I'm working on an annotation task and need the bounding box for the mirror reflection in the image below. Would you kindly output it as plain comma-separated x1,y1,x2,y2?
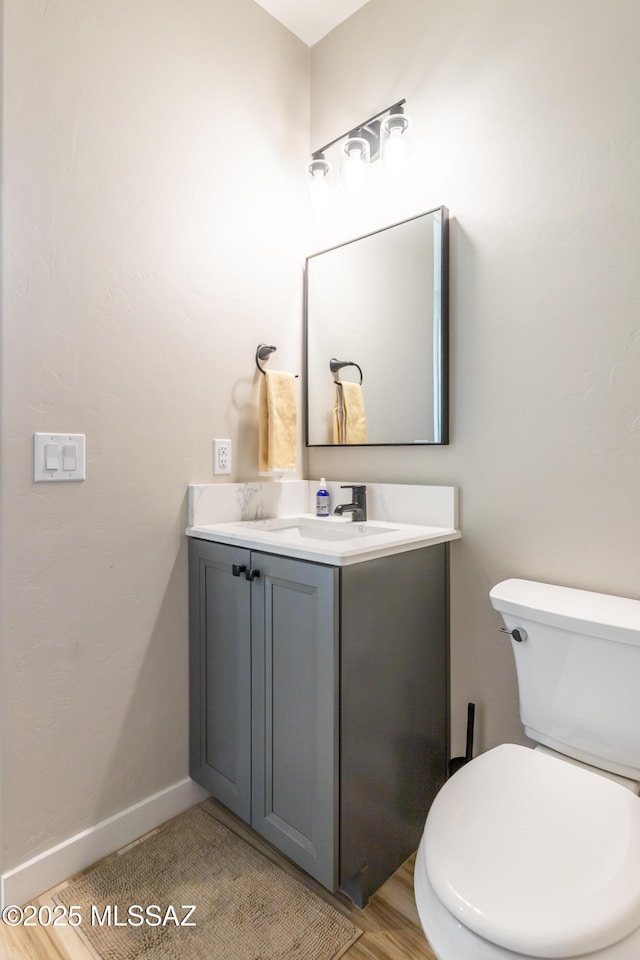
304,207,449,446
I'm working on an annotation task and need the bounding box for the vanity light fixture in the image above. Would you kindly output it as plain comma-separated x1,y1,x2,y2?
343,134,370,164
308,151,330,179
308,99,410,184
382,103,410,171
344,119,379,164
343,133,369,188
383,103,410,138
309,151,330,210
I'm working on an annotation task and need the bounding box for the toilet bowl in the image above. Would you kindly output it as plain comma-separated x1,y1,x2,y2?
415,744,640,960
414,579,640,960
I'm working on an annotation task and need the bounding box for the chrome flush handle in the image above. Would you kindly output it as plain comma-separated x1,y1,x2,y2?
499,627,528,643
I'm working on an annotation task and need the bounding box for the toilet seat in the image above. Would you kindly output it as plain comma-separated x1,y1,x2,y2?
415,846,640,960
424,744,640,958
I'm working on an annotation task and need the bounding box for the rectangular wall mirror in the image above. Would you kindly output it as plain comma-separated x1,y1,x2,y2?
305,206,449,446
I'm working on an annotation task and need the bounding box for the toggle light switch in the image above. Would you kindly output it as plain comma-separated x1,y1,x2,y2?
34,433,86,482
45,443,60,471
62,443,77,471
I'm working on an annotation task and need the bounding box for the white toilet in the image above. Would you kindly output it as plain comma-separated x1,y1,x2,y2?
414,578,640,960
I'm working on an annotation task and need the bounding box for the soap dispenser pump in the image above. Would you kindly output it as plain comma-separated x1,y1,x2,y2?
316,478,330,517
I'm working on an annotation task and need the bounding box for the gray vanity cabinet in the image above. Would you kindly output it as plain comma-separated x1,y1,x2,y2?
189,540,252,820
189,536,448,906
189,538,338,890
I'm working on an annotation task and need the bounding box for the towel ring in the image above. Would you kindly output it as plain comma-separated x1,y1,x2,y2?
256,344,276,375
330,358,363,385
256,344,299,378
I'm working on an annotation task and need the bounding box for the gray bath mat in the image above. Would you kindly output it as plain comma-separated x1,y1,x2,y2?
56,805,361,960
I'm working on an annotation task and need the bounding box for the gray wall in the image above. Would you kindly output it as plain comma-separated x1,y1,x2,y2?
1,0,308,871
308,0,640,756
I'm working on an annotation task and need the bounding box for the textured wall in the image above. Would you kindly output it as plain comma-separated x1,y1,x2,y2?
1,0,308,870
4,0,640,880
309,0,640,756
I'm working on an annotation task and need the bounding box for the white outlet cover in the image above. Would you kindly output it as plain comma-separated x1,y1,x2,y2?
213,438,232,475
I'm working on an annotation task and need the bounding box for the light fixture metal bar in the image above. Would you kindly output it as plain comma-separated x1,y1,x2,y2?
311,98,406,159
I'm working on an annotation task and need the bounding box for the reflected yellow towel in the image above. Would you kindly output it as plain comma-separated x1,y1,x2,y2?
332,384,344,444
259,369,297,473
333,382,367,444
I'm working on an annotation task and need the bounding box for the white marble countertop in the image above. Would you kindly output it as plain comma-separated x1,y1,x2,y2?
186,513,460,566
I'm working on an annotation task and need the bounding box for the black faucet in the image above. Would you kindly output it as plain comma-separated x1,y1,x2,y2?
334,485,367,522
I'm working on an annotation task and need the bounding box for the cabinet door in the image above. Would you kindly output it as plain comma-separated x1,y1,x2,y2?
189,539,251,822
250,553,339,890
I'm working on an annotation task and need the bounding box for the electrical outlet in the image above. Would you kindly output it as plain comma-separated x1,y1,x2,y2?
213,438,232,475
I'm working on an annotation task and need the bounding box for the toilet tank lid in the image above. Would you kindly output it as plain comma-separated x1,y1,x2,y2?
490,578,640,645
425,744,640,957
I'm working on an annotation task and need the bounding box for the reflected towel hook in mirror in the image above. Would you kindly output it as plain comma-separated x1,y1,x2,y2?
256,344,299,377
306,206,449,446
330,358,363,385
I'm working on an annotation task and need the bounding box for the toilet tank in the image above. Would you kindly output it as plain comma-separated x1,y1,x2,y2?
490,579,640,780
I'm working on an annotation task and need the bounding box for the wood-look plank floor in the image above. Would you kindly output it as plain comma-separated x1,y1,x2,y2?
0,797,437,960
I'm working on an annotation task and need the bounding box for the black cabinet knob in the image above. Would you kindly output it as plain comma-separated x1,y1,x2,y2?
245,568,261,582
232,564,247,578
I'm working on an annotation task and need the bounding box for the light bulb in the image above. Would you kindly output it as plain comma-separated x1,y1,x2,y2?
345,144,363,167
343,136,369,187
382,107,410,173
383,125,407,172
308,153,330,211
344,136,369,161
308,154,330,178
383,106,410,139
310,169,328,211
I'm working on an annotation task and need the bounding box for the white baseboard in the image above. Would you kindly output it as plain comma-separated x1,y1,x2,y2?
1,778,209,908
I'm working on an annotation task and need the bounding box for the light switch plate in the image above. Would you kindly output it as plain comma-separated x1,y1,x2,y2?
34,433,86,482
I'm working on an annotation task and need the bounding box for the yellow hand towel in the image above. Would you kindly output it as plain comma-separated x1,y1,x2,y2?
259,369,297,473
333,383,346,444
338,381,367,444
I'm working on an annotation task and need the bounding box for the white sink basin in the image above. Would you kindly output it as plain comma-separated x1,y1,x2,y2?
186,512,460,565
239,517,400,542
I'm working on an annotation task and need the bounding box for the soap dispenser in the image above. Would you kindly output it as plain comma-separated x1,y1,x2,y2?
316,479,330,517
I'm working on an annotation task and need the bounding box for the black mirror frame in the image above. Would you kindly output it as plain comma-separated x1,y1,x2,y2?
303,206,449,447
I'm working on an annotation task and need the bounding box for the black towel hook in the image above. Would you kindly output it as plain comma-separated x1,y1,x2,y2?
330,358,363,385
256,344,299,378
256,344,276,374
